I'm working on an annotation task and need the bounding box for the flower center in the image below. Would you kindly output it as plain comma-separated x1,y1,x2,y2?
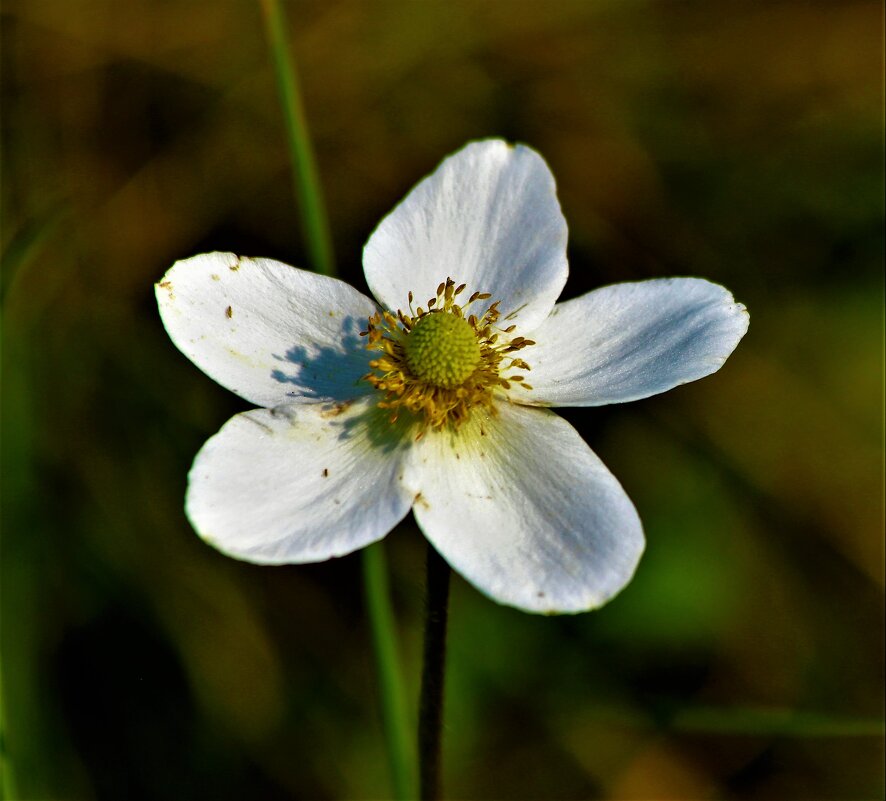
361,278,534,431
403,312,481,389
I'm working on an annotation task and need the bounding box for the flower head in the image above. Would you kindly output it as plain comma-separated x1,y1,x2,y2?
156,140,748,614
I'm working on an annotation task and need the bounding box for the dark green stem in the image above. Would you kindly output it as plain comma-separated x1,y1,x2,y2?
418,544,451,801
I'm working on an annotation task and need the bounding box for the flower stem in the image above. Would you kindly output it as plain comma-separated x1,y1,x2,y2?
258,0,335,277
418,543,451,801
362,544,416,799
258,4,412,797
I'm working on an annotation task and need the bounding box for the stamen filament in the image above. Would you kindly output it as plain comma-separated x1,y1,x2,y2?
361,277,535,431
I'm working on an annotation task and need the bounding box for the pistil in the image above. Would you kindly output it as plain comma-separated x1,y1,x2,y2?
361,278,534,431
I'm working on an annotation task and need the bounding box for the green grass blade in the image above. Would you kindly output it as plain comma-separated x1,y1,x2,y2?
363,544,417,799
259,0,335,277
257,3,413,796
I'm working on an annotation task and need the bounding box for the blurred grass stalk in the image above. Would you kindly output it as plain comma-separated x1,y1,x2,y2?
363,544,417,799
258,1,415,797
259,0,334,277
2,222,58,798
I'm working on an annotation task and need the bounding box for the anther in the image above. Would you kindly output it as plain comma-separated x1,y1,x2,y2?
361,277,536,429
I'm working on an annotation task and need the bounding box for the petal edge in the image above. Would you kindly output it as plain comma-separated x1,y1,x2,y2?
409,403,644,614
186,398,414,564
157,252,378,407
363,140,568,332
510,278,749,407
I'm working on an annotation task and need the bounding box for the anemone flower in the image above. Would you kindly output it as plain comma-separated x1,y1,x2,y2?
156,139,748,614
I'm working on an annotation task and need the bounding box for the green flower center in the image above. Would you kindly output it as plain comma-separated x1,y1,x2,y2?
403,311,481,389
362,277,535,430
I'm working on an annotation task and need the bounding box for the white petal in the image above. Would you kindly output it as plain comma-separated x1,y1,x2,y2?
510,278,749,407
408,403,644,614
156,252,378,407
186,397,414,564
363,140,568,332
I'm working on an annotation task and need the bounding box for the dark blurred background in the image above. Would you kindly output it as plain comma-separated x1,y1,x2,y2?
2,1,883,799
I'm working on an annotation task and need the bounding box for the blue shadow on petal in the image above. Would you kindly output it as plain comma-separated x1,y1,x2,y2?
336,400,419,455
267,312,419,454
266,396,416,457
270,315,375,402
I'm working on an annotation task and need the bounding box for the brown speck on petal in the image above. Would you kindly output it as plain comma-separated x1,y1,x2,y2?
414,492,430,511
225,306,233,318
320,400,353,419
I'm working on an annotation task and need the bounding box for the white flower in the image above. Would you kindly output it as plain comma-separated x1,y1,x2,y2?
156,139,748,614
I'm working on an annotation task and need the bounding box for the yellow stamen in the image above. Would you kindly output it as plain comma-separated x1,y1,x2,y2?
360,277,535,431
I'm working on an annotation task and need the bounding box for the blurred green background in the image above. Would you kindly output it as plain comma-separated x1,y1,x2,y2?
2,1,883,799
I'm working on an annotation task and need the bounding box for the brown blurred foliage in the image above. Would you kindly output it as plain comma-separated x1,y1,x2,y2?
2,1,883,799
